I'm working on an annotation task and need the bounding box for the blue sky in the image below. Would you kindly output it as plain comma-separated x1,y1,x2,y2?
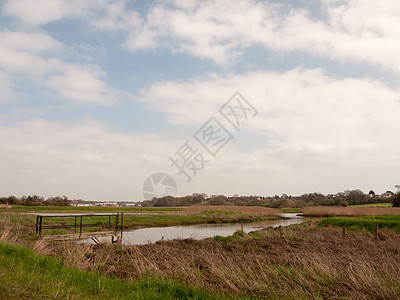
1,0,400,201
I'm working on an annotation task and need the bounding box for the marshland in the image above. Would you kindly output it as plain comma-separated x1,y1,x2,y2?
1,203,400,299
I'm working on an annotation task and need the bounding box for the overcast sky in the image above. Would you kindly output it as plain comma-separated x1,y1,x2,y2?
1,0,399,201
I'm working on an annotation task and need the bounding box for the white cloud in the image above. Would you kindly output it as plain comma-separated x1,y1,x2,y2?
115,0,400,71
5,0,400,71
2,0,142,29
0,72,17,103
46,64,120,105
3,0,104,26
0,29,128,105
0,30,63,54
0,30,63,76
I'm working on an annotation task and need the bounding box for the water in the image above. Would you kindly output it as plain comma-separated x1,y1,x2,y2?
90,213,305,245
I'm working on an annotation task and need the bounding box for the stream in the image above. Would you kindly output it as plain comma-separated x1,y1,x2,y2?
88,213,305,245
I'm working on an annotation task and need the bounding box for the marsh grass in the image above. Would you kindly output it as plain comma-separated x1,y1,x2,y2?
0,241,227,299
304,206,400,216
45,223,400,299
319,215,400,232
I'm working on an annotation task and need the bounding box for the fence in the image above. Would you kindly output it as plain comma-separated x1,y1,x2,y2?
35,212,123,243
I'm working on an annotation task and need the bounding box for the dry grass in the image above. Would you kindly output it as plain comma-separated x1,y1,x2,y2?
304,206,400,216
0,213,36,245
168,205,279,216
45,222,400,299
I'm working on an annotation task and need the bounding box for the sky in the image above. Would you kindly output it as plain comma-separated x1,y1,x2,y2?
0,0,399,201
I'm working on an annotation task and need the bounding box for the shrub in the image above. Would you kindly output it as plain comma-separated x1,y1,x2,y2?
392,193,400,207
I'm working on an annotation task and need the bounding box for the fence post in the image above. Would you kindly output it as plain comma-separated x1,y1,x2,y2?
375,223,379,239
79,216,83,238
39,216,43,237
342,227,346,238
35,215,39,235
121,212,124,241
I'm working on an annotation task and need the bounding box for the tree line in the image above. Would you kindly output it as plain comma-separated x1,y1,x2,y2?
142,189,398,208
0,195,71,206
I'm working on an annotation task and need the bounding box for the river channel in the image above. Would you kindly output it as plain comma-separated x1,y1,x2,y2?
90,213,305,245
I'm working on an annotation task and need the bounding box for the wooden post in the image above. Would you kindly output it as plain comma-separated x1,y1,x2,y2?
79,216,83,238
342,227,346,238
375,223,379,239
35,215,39,235
278,226,282,238
240,222,244,233
120,212,124,241
39,216,43,237
115,213,119,235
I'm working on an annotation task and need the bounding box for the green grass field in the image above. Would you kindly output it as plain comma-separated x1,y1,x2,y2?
319,214,400,232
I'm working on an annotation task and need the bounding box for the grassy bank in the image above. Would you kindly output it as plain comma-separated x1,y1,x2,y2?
0,241,228,299
319,215,400,232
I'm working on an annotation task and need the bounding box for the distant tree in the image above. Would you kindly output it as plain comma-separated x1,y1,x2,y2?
209,195,228,206
346,190,366,205
391,193,400,207
46,196,71,206
368,190,375,195
21,195,44,206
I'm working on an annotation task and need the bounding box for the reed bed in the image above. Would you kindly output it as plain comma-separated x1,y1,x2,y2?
46,223,400,299
304,206,400,216
172,206,279,216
